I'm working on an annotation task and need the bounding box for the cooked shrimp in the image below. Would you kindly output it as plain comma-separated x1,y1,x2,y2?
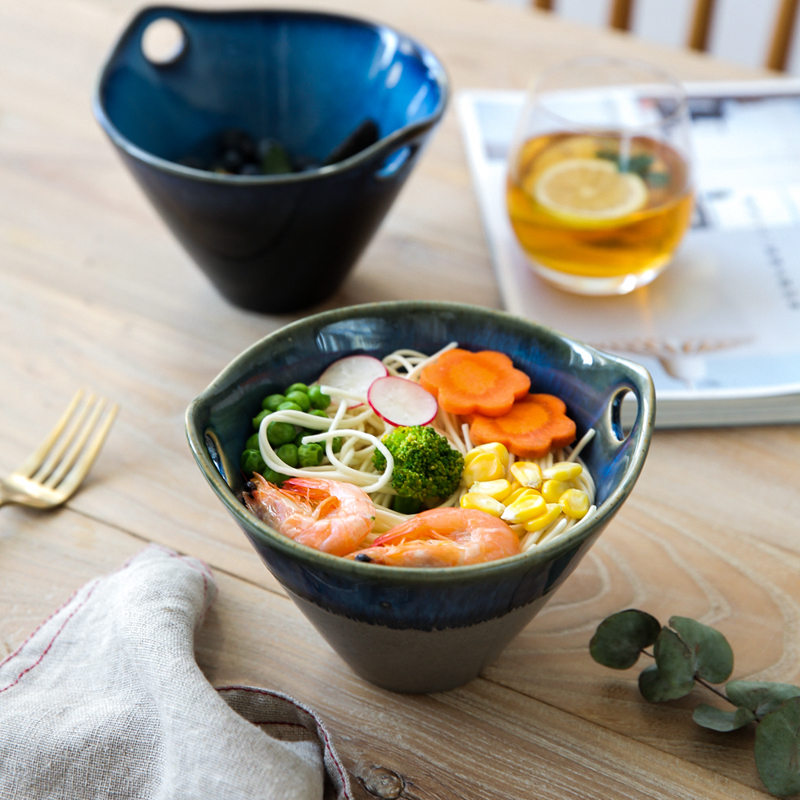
244,475,376,556
347,507,521,567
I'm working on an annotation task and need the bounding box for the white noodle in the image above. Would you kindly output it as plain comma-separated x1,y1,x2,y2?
567,428,596,462
506,452,516,476
461,423,474,453
538,517,568,545
405,341,458,382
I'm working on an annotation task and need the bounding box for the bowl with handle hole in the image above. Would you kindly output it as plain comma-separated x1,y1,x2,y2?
186,301,655,692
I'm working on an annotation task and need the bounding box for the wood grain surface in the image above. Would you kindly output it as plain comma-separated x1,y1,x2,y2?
0,0,797,797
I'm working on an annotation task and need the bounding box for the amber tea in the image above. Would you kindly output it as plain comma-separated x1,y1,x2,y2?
507,132,694,290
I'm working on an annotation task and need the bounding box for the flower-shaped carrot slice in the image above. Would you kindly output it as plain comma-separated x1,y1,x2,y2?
419,349,530,417
468,393,576,459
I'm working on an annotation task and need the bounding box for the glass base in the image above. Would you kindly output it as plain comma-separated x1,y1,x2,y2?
527,260,669,296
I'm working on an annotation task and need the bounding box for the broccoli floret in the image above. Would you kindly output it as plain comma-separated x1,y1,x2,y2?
373,425,464,501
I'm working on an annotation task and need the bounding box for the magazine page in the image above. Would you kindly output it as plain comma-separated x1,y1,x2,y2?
457,81,800,427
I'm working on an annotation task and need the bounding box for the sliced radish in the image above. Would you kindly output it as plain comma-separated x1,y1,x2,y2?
318,355,388,408
368,376,438,427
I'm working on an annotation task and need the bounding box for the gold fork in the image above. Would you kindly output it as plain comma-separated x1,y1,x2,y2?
0,390,119,509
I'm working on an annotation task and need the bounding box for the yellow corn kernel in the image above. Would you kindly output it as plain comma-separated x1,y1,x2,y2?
522,503,562,532
543,461,583,482
509,486,540,504
510,461,543,489
462,452,505,487
501,491,546,524
460,492,506,517
560,488,590,519
469,478,513,502
505,484,531,505
464,442,509,470
542,479,572,503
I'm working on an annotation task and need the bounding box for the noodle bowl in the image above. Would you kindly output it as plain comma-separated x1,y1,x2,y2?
186,300,655,692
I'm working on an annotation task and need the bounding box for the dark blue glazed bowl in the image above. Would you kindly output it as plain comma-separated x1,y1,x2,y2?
93,7,448,313
186,302,655,692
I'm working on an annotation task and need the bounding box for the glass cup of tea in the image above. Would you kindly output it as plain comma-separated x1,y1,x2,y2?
506,57,694,295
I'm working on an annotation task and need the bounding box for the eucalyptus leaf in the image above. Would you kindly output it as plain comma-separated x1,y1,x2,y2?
639,663,695,703
754,697,800,797
589,609,661,670
669,616,734,684
653,627,697,689
693,703,756,732
727,681,800,720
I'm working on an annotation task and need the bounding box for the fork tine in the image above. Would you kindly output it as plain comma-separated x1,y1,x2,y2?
15,390,86,478
44,396,107,488
31,392,96,483
54,402,119,499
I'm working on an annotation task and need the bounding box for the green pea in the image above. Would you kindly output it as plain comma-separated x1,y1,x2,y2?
277,401,302,413
294,430,310,447
286,382,309,394
261,467,288,485
393,496,421,515
240,449,266,476
309,409,329,419
308,385,331,409
267,421,296,447
261,393,286,412
285,391,311,412
298,442,324,467
245,433,260,451
276,443,299,468
331,436,342,453
252,409,269,429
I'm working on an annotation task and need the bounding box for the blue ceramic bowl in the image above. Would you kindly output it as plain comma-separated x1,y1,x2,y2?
186,302,655,692
93,7,448,313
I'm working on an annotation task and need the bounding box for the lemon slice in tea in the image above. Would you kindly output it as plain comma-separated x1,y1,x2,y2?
531,157,648,227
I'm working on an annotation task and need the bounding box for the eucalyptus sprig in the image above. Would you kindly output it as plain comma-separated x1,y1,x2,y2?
590,610,800,798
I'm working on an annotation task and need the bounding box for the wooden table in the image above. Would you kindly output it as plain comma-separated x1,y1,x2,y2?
2,0,798,796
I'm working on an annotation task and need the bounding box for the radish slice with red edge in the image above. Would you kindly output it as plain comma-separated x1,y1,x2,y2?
368,376,438,427
318,355,388,408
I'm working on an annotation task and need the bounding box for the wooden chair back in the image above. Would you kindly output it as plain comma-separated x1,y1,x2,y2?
532,0,800,72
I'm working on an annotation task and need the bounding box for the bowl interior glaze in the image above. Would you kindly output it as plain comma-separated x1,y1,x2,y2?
186,302,655,692
97,6,446,169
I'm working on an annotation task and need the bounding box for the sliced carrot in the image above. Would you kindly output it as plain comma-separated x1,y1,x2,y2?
467,393,576,459
419,348,531,417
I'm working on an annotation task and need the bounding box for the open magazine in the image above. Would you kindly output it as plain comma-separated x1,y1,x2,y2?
457,80,800,428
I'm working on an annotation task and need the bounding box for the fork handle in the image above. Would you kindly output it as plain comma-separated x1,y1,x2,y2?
0,482,13,507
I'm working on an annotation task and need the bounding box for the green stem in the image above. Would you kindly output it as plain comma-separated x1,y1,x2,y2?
695,676,738,708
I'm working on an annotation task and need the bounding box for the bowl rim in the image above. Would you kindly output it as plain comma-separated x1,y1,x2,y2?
186,301,655,582
91,5,450,185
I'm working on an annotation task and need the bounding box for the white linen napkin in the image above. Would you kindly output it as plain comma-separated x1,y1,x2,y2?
0,545,352,800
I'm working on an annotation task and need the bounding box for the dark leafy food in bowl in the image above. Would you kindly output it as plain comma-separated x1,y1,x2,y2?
178,120,380,176
240,343,598,566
